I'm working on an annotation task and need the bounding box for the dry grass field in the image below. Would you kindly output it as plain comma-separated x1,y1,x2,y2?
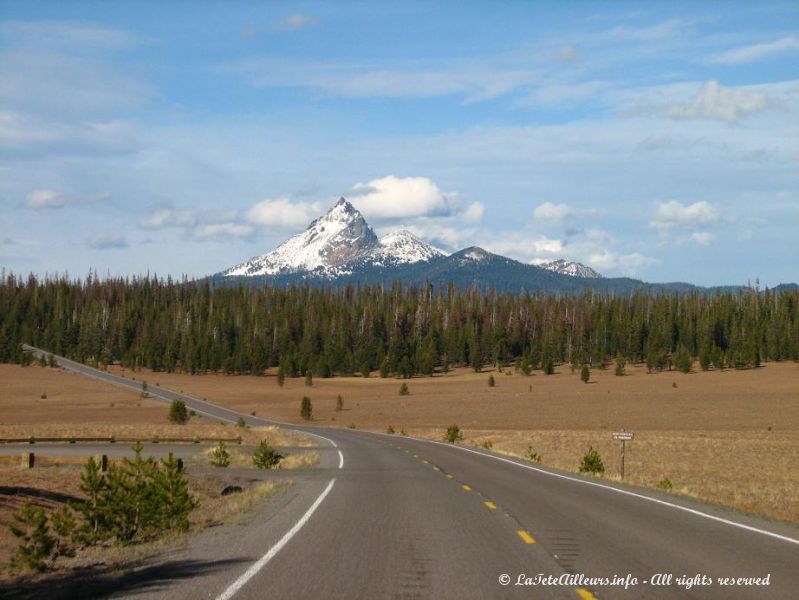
1,361,798,529
94,360,798,524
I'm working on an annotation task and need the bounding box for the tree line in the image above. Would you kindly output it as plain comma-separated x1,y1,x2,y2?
1,272,797,377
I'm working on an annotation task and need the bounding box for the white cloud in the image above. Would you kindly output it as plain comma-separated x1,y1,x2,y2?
533,202,572,222
26,189,65,209
650,200,721,232
25,188,110,210
274,14,317,31
140,208,198,230
707,36,799,65
230,58,536,103
662,80,769,122
193,223,254,239
350,176,474,220
532,236,563,254
246,198,321,228
607,19,686,42
690,231,715,245
0,20,139,50
587,251,657,275
87,233,128,249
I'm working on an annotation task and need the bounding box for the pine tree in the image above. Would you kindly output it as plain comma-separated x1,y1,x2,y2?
300,396,312,420
580,364,590,383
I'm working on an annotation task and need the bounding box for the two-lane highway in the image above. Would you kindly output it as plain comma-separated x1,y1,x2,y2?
20,346,799,599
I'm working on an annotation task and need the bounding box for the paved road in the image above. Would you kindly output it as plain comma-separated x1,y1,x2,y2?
19,346,799,599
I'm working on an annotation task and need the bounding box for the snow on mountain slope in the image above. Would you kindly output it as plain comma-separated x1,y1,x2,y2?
223,198,378,277
538,259,602,278
366,230,446,266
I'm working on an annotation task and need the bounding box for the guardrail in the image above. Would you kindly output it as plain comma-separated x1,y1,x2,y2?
0,436,243,445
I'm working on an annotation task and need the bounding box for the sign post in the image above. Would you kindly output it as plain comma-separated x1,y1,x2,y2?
612,430,634,479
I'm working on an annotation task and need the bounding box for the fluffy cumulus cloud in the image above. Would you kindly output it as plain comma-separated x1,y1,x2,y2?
246,198,322,228
139,208,198,230
193,223,254,239
650,200,720,232
662,80,769,122
349,176,484,222
533,202,572,222
707,36,799,65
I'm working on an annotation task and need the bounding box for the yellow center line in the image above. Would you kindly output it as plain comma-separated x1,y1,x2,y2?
413,454,419,458
484,501,497,510
462,484,471,491
576,588,598,600
422,459,429,464
433,466,440,471
446,474,454,479
517,530,535,544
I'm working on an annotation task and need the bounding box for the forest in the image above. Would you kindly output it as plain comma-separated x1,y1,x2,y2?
1,273,797,378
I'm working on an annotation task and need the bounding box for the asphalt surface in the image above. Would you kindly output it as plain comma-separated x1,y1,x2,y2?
17,345,799,599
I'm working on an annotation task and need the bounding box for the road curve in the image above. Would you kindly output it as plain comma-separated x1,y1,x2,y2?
20,345,799,599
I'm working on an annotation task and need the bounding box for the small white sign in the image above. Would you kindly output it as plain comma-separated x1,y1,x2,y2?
612,431,634,441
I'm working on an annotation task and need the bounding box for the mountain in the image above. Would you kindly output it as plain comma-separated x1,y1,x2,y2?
539,259,602,278
215,198,787,295
223,198,379,278
362,229,446,267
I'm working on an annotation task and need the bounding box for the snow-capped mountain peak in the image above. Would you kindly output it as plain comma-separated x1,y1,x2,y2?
223,198,378,277
538,259,602,278
367,230,446,266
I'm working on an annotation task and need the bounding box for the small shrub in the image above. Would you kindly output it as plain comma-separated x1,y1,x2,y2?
444,424,463,444
386,425,395,434
481,439,493,450
674,346,693,373
9,503,54,572
305,371,313,387
400,428,407,436
335,395,343,411
399,382,409,396
580,364,590,383
237,416,246,428
348,423,357,429
614,356,625,376
169,399,188,424
488,375,495,387
49,505,77,559
300,396,312,420
141,380,149,398
276,367,285,387
253,441,283,469
579,447,605,475
672,381,678,388
209,442,231,467
657,477,673,491
525,446,542,463
40,393,47,399
542,356,555,375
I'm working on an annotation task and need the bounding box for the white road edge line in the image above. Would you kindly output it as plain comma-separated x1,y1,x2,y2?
215,478,336,600
368,431,799,547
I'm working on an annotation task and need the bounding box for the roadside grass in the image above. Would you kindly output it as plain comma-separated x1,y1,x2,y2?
408,428,799,524
0,463,293,582
198,446,320,470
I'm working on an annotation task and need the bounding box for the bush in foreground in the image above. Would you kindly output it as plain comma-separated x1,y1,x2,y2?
444,424,463,444
209,442,231,467
169,399,188,424
253,441,283,469
579,447,605,476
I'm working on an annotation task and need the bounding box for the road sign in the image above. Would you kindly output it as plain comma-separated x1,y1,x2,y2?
612,431,634,479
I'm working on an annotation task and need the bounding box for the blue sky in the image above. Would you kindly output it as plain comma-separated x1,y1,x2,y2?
1,1,797,286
